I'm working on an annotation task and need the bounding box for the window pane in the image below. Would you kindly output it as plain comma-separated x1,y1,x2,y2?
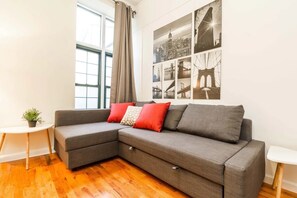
106,56,113,67
76,61,87,73
88,52,99,64
106,87,110,98
76,49,87,62
105,98,110,108
76,6,101,47
106,67,112,77
106,76,111,86
87,87,98,97
105,19,114,52
87,98,98,108
75,86,87,97
75,98,86,109
87,64,98,75
87,75,98,85
76,73,87,84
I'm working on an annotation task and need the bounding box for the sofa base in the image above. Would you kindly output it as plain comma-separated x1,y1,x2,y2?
55,140,118,169
119,142,223,198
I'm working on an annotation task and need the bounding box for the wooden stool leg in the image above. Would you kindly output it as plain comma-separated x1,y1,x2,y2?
0,133,6,152
273,163,281,189
276,163,284,198
26,133,30,170
46,129,52,154
45,129,52,165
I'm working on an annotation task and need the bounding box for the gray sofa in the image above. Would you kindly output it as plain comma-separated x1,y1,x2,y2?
54,104,265,198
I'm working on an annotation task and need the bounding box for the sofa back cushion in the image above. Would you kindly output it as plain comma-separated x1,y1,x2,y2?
163,105,188,130
240,119,252,141
177,104,245,143
135,101,155,107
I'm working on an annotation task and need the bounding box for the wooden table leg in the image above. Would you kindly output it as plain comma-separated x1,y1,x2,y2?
26,133,30,170
273,163,281,189
0,133,6,152
46,129,52,154
276,163,284,198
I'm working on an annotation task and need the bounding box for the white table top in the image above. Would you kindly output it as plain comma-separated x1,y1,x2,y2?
267,146,297,165
0,124,53,134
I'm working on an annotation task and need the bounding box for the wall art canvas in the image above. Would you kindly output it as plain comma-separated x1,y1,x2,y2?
177,57,191,79
163,60,176,81
153,64,162,82
152,64,162,99
176,57,191,99
194,0,222,53
177,78,191,99
163,80,175,99
192,49,221,99
153,14,192,64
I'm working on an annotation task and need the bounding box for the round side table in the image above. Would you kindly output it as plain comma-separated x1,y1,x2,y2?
0,124,54,170
267,146,297,198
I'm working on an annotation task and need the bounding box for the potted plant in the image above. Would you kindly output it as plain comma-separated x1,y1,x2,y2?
22,108,43,127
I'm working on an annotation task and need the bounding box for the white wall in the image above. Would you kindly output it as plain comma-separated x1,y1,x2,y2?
134,0,297,192
0,0,76,161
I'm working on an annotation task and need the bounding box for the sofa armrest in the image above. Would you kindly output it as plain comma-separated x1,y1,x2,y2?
224,140,265,198
55,109,111,127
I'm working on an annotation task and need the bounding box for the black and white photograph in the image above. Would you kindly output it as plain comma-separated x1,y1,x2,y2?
152,82,162,99
152,64,162,82
194,0,222,53
153,14,192,64
192,49,221,99
177,78,191,99
163,60,176,81
177,57,191,79
163,80,175,99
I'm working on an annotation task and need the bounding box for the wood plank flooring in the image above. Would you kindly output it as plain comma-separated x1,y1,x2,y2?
0,154,296,198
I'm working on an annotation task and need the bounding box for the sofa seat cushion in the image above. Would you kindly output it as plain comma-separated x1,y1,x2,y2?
118,128,248,185
55,122,129,151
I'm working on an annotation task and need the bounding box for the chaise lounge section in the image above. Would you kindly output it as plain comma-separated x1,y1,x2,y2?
54,104,265,198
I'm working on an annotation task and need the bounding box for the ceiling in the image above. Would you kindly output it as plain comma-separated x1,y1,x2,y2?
124,0,143,6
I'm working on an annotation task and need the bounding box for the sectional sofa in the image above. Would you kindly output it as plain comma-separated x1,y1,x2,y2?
54,103,265,198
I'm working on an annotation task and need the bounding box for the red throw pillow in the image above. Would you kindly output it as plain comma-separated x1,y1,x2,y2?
133,102,171,132
107,102,135,123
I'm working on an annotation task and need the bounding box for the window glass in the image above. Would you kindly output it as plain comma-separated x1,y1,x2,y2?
105,19,114,52
76,6,101,47
75,98,86,109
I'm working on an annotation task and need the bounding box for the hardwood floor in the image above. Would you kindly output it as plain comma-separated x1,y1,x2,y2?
0,154,296,198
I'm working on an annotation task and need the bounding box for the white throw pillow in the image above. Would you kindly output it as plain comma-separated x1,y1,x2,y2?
120,106,143,126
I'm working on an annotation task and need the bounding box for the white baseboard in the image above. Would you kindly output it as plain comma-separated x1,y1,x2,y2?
265,174,297,193
0,147,55,163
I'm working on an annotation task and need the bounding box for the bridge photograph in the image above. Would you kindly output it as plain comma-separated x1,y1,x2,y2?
164,60,176,81
177,57,191,79
152,82,162,99
177,78,191,99
163,80,175,99
192,49,221,100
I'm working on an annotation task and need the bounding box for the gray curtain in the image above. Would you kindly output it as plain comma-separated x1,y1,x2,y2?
110,1,136,104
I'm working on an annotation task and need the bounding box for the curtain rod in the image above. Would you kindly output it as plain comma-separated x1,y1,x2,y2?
112,0,137,18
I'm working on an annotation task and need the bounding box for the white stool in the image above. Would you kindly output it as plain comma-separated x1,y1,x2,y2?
267,146,297,198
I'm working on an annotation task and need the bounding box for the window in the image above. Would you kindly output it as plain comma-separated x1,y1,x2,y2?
75,4,114,109
75,47,100,109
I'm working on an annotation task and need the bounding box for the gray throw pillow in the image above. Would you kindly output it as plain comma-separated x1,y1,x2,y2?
135,101,155,107
163,105,188,130
177,104,245,143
